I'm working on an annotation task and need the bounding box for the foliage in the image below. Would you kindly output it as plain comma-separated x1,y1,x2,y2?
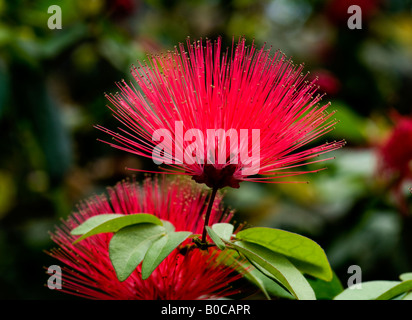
72,214,334,300
71,214,412,300
334,273,412,300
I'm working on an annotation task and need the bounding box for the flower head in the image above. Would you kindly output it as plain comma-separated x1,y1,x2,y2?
97,37,344,189
47,178,244,300
379,115,412,179
378,114,412,215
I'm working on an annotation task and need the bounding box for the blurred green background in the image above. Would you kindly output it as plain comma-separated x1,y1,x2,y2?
0,0,411,299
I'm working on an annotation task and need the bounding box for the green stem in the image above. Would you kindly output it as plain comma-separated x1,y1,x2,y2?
201,187,218,244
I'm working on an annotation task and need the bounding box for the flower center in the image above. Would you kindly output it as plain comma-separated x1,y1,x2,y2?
192,164,241,189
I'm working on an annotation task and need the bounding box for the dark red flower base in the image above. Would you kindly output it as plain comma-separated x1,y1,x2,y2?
192,164,241,189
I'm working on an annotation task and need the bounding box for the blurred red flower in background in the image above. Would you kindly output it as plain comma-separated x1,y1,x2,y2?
378,113,412,215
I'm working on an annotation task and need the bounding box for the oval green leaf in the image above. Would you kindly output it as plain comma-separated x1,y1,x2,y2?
72,213,163,244
206,226,226,250
402,292,412,300
213,245,294,300
236,227,332,281
161,220,176,233
212,223,234,241
141,231,192,280
236,258,294,300
377,280,412,300
400,273,412,281
71,214,124,235
334,281,401,300
109,223,166,282
232,241,316,300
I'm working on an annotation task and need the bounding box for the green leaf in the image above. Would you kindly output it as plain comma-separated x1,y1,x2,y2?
229,256,271,300
206,226,226,250
109,223,165,282
306,271,344,300
212,223,234,241
161,220,176,233
246,270,271,300
71,213,163,243
334,281,401,300
236,227,332,281
71,214,124,235
232,241,316,300
141,231,191,280
246,264,294,300
141,236,168,279
334,278,412,300
214,246,294,300
401,292,412,300
376,280,412,300
214,249,290,300
400,273,412,281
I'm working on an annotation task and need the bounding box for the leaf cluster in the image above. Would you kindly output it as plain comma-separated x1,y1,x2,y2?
72,214,338,300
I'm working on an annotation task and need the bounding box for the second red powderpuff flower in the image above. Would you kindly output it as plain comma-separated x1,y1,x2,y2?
97,37,345,191
47,177,245,300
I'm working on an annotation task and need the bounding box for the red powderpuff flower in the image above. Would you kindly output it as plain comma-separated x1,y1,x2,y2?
96,37,345,191
378,114,412,215
46,178,244,300
380,116,412,179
